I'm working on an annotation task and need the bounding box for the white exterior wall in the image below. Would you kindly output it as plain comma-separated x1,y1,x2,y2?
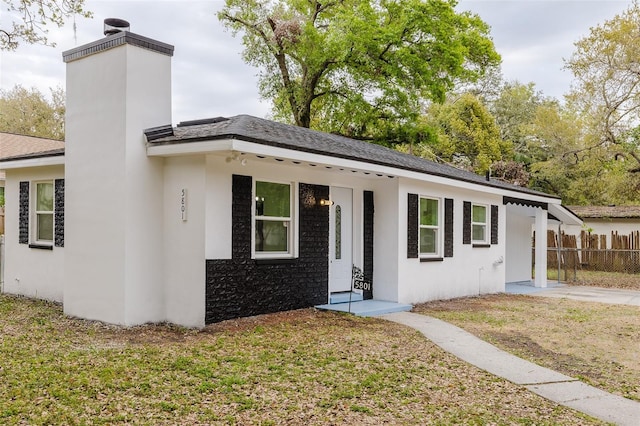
505,209,533,283
64,41,171,325
370,177,400,302
2,166,65,302
163,156,206,327
397,178,506,303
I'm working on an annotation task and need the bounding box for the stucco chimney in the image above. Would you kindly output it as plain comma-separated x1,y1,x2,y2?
62,25,174,326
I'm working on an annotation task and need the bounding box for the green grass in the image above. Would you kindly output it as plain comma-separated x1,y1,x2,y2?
0,294,605,425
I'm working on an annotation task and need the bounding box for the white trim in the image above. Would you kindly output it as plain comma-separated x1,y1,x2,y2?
252,179,297,259
0,155,65,170
418,196,441,258
148,138,562,205
471,203,489,244
32,180,55,245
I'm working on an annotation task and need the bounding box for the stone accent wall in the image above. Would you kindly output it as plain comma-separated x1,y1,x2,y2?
205,175,329,324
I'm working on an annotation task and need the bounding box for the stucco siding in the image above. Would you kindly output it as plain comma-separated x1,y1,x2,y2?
163,156,206,327
3,166,65,302
397,178,506,303
506,209,533,282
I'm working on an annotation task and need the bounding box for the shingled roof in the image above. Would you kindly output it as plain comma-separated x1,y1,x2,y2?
146,114,557,199
567,206,640,219
0,132,64,160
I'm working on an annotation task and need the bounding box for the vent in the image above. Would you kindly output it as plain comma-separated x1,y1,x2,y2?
104,18,130,36
177,117,229,127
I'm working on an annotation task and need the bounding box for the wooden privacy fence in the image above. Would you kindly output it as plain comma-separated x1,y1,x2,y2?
544,230,640,274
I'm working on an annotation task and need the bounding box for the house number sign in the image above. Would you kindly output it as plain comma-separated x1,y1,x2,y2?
181,188,187,221
352,265,371,291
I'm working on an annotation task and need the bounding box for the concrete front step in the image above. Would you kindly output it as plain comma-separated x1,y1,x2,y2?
330,291,363,304
316,299,413,317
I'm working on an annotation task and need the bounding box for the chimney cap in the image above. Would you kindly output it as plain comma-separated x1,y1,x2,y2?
104,18,130,36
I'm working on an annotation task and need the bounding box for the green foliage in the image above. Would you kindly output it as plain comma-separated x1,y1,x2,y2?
1,0,92,50
421,93,512,173
0,85,65,140
565,0,640,177
218,0,500,141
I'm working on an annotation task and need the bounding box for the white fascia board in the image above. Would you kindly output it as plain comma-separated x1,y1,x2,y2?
146,139,234,156
148,137,561,203
549,203,583,226
0,155,65,170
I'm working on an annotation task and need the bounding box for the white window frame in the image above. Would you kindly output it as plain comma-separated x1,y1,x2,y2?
471,203,488,244
252,179,297,259
32,180,54,245
419,196,441,258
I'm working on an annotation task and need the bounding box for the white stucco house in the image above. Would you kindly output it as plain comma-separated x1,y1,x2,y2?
0,25,582,328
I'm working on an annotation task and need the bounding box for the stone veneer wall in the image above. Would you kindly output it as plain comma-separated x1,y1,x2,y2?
205,175,329,324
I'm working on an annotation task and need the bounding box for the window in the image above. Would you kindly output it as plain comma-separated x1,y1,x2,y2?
419,197,440,256
471,204,488,243
34,181,54,243
254,180,293,256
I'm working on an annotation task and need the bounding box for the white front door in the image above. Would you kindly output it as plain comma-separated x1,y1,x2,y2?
329,187,353,293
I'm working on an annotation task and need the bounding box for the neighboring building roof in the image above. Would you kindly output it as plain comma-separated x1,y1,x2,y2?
146,114,559,199
0,132,65,160
567,205,640,219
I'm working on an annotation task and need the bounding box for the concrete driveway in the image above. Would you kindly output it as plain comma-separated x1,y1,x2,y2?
506,282,640,306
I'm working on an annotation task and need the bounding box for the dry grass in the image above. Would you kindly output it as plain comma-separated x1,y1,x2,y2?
0,294,604,425
414,294,640,402
547,268,640,290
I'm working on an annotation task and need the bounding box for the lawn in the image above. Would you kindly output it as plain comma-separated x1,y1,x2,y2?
546,268,640,290
0,294,603,425
414,294,640,402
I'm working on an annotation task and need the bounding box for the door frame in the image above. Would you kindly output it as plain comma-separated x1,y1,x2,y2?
328,186,354,295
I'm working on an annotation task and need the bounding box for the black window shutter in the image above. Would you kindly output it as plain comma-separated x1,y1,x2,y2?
491,205,498,245
444,198,454,257
363,191,374,300
463,201,471,245
19,181,29,244
54,179,65,247
407,193,418,258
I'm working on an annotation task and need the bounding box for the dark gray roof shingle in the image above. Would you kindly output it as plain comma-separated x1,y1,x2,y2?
147,114,558,199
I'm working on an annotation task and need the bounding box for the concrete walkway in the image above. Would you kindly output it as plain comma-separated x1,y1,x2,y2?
381,311,640,426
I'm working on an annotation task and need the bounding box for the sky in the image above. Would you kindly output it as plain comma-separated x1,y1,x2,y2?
0,0,633,124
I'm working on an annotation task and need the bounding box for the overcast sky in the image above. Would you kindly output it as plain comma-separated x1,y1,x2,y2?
0,0,633,124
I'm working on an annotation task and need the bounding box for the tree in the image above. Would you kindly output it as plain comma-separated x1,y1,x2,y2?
1,0,91,50
419,92,512,173
565,1,640,173
488,81,554,164
526,102,640,204
0,85,65,140
218,0,500,140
